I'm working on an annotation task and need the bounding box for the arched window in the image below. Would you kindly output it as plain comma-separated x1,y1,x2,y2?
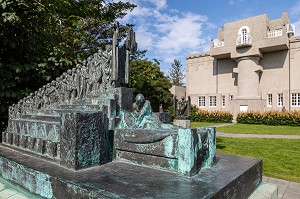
237,26,251,46
242,28,247,44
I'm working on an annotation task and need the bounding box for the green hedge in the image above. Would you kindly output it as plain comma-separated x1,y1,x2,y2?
191,106,233,123
237,110,300,126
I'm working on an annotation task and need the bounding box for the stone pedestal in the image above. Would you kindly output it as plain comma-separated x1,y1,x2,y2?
59,111,111,170
173,119,191,128
0,145,276,199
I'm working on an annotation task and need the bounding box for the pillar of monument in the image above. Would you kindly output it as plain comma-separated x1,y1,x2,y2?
236,56,261,99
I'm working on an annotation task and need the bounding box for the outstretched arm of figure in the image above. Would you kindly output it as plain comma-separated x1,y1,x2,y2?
137,100,152,122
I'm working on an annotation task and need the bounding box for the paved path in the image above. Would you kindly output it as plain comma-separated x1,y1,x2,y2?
0,177,41,199
263,176,300,199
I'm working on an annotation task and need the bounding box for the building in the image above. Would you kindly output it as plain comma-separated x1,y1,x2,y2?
170,85,186,99
186,12,300,116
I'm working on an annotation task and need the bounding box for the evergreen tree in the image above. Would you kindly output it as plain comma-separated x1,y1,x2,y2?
168,59,185,86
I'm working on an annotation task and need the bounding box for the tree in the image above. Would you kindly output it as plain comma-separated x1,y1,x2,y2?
0,0,136,131
129,57,172,112
168,59,185,86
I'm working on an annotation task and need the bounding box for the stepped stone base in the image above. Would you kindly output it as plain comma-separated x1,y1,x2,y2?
0,144,274,199
173,119,191,128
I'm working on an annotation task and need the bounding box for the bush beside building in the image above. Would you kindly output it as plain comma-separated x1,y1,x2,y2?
237,110,300,126
191,106,233,123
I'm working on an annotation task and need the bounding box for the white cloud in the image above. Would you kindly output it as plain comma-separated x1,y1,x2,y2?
114,0,214,70
144,0,167,10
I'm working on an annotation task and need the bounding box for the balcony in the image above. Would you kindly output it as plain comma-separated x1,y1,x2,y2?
236,34,252,48
212,39,224,48
267,29,282,38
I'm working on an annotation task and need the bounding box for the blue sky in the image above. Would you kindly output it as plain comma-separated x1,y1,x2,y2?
114,0,300,77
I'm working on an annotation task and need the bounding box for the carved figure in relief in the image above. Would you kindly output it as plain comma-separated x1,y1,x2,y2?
91,54,102,94
8,26,136,115
64,70,76,103
36,88,45,109
102,45,113,89
80,65,89,98
71,68,78,100
75,67,81,99
8,106,14,119
46,82,53,107
56,77,65,103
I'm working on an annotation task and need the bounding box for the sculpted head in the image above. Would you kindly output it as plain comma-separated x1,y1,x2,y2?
135,94,145,109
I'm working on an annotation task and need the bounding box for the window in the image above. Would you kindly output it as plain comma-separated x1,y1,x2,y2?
242,28,247,44
278,93,283,107
267,94,272,107
198,96,205,107
238,26,250,45
291,93,300,107
230,95,233,100
209,96,216,107
222,95,225,107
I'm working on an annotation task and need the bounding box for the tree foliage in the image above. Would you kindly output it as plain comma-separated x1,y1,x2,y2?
168,59,185,86
129,56,172,112
0,0,135,130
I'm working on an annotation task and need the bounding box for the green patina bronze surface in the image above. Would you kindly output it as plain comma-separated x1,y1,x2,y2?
0,156,53,198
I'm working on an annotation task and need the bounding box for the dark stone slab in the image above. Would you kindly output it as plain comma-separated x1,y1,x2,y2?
0,145,261,199
59,111,111,170
113,87,133,113
21,114,61,123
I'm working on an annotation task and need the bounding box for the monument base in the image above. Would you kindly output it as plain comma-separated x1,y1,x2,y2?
173,119,191,128
0,144,276,199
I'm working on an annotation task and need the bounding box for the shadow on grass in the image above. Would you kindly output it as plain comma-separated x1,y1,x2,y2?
216,137,226,149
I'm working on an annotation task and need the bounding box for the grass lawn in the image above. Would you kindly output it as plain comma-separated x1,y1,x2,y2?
217,123,300,135
217,137,300,183
191,122,222,128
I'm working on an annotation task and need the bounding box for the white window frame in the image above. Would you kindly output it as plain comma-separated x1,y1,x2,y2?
267,94,272,107
198,96,205,108
291,93,300,107
209,96,217,107
230,95,233,100
277,93,283,107
222,95,225,107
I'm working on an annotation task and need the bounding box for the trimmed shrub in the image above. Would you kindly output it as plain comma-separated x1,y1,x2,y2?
191,106,233,123
236,110,300,126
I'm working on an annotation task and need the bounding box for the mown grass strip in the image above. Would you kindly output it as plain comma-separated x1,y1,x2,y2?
217,123,300,135
216,137,300,183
